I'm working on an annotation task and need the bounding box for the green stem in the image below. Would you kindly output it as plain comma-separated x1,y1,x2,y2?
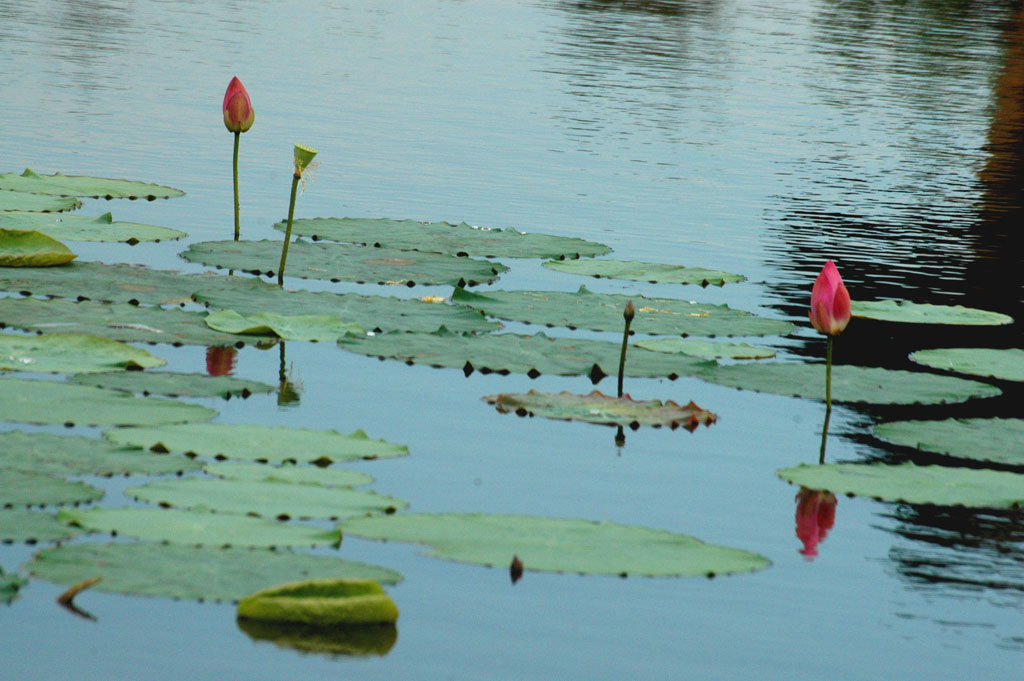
617,308,633,398
232,131,241,241
819,335,834,464
277,174,300,286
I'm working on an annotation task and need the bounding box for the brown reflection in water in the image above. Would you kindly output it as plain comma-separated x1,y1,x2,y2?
237,618,398,657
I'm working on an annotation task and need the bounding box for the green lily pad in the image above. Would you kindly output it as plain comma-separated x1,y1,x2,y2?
274,217,611,259
910,348,1024,382
1,567,26,605
484,390,718,430
181,239,507,287
205,463,373,488
237,618,397,656
126,478,406,521
0,431,201,477
0,191,80,212
29,542,401,602
0,298,248,346
0,333,165,373
452,286,793,337
70,371,274,399
238,578,398,625
633,338,776,359
778,463,1024,508
341,513,770,577
543,258,745,286
0,509,80,543
873,418,1024,466
337,328,713,381
104,424,408,464
0,169,184,200
0,378,217,426
697,362,1001,405
57,507,339,547
1,469,104,508
205,309,363,342
0,211,186,243
0,229,76,267
851,300,1013,325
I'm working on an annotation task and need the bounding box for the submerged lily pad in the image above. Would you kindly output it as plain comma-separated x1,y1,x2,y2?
1,567,26,605
0,191,80,212
778,463,1024,508
182,239,507,287
58,507,339,547
633,338,776,359
338,328,713,381
910,348,1024,382
238,578,398,625
341,513,770,577
543,259,745,286
0,378,217,426
274,217,611,259
0,431,201,477
452,286,793,337
0,510,80,543
30,542,400,602
0,333,164,373
126,478,406,521
872,418,1024,466
205,463,373,488
697,363,1000,405
0,169,184,200
104,424,408,464
1,470,104,508
0,211,186,243
205,309,363,342
851,300,1013,325
70,371,273,399
0,229,76,267
484,390,718,430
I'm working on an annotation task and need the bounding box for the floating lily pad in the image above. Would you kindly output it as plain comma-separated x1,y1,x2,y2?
57,507,339,547
70,371,274,399
126,478,406,521
452,286,793,337
104,424,408,464
341,513,770,577
1,567,26,605
697,363,1000,405
0,378,217,426
205,309,363,342
274,217,611,259
238,578,398,625
778,463,1024,508
543,259,745,286
0,333,165,373
337,328,713,381
910,348,1024,382
484,390,718,430
0,211,186,243
182,239,507,287
873,418,1024,466
0,431,201,477
1,470,104,508
205,463,373,488
29,542,401,602
0,229,76,266
0,509,80,543
851,300,1013,325
633,338,776,359
0,169,184,200
0,298,247,346
0,191,80,212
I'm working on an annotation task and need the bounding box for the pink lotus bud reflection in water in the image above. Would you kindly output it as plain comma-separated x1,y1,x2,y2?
795,487,837,560
206,346,238,376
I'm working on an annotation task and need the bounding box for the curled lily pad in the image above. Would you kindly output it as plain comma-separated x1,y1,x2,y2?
70,371,273,399
237,578,398,625
0,168,184,200
778,463,1024,508
910,348,1024,382
29,542,400,602
873,418,1024,466
341,513,770,577
0,333,165,373
1,470,104,508
0,510,80,543
274,216,611,259
205,463,373,488
633,338,776,359
0,229,76,266
0,431,201,477
0,191,80,212
205,309,363,342
484,390,717,430
543,258,745,286
851,300,1013,325
0,211,185,243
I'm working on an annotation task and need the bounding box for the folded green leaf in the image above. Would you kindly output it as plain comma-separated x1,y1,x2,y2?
205,309,363,342
0,228,76,266
237,578,399,625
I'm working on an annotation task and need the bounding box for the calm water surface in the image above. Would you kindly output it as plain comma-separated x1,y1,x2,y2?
1,1,1022,679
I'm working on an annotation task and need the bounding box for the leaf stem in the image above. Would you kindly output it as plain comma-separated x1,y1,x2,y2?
232,131,241,241
277,173,300,286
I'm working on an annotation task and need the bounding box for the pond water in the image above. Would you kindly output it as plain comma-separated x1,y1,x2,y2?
2,0,1022,679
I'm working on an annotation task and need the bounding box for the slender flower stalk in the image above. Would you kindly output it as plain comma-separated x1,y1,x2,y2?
277,144,318,286
617,300,635,398
223,77,255,241
809,260,850,461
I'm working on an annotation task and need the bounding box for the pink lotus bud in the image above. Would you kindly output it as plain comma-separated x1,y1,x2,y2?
795,488,837,559
223,77,255,133
809,260,851,336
